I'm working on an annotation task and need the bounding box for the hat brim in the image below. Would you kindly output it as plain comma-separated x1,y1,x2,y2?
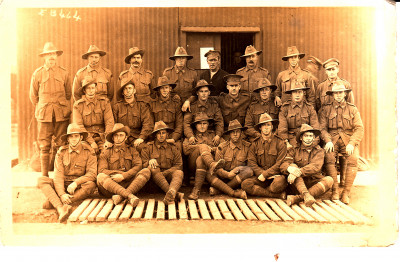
223,126,247,135
240,50,262,58
77,80,97,98
39,50,63,57
169,55,193,61
124,50,145,64
255,119,278,130
82,51,106,59
191,118,214,127
284,87,310,94
60,131,88,143
192,84,214,95
296,129,321,143
106,126,131,143
326,89,352,96
150,126,173,138
154,82,177,90
282,53,306,61
253,85,278,93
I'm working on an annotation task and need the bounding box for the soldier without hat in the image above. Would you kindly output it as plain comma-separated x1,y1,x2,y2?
72,45,113,102
281,124,333,207
30,42,71,177
303,56,323,87
141,121,185,204
97,123,151,207
37,123,97,222
199,50,229,96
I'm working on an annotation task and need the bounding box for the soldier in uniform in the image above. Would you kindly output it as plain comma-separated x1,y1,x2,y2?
97,123,151,207
112,78,154,153
319,81,364,204
275,46,316,107
183,79,224,147
37,123,97,222
277,79,319,148
281,124,333,207
199,50,229,96
73,76,114,154
303,56,323,87
244,78,279,141
119,47,155,104
30,42,71,177
241,113,287,198
141,121,184,204
72,45,113,102
162,47,198,105
208,120,253,199
183,112,225,200
149,76,183,151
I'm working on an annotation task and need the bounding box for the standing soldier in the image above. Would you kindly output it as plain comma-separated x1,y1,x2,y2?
244,78,279,141
72,45,113,102
162,47,198,105
319,81,364,204
97,123,151,207
30,42,71,177
278,79,319,148
119,47,155,104
112,78,154,153
281,124,333,207
73,76,114,154
275,46,316,107
37,123,97,222
241,113,287,199
303,56,323,87
141,121,184,204
199,50,229,96
209,120,253,199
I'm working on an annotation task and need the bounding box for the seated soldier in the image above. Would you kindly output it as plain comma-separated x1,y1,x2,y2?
149,76,183,151
183,112,225,200
73,76,114,154
278,79,319,149
141,121,184,204
97,123,151,207
281,124,333,207
208,119,253,199
319,81,364,204
112,78,154,153
37,123,97,222
244,78,279,141
241,113,287,199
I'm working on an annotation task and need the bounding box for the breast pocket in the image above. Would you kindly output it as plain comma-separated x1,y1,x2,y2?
240,78,249,91
73,160,86,173
300,111,310,126
94,105,104,124
287,112,297,129
343,114,353,130
328,111,337,129
256,149,265,167
96,78,109,94
236,152,247,166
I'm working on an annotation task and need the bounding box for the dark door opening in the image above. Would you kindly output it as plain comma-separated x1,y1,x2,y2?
221,33,254,74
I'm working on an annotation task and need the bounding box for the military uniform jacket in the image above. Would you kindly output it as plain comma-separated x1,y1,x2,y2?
119,66,155,103
316,78,355,113
215,92,251,130
54,142,97,196
182,130,218,156
162,65,198,103
98,144,142,180
112,99,154,141
244,98,279,140
278,100,320,140
248,135,287,178
303,69,320,87
183,98,224,138
236,66,271,94
141,141,183,174
199,69,229,96
319,100,364,146
280,144,324,176
73,65,113,101
275,66,316,107
215,139,251,171
30,65,71,122
150,95,183,141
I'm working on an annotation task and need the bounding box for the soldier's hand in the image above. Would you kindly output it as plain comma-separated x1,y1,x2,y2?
227,170,237,179
346,144,355,155
324,142,334,153
149,159,159,169
287,174,297,184
134,138,144,148
61,194,72,205
257,174,266,182
286,141,293,150
212,135,221,146
287,166,302,177
166,138,175,144
104,141,113,149
274,96,282,107
188,136,197,145
111,174,124,183
67,182,78,195
181,100,191,112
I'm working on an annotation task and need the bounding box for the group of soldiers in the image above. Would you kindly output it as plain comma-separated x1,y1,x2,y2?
30,42,364,222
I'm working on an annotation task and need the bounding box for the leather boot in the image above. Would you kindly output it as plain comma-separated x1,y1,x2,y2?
233,189,247,200
127,194,140,207
286,195,302,206
303,192,316,207
209,187,221,196
188,169,207,200
112,195,124,205
163,189,176,205
57,204,72,223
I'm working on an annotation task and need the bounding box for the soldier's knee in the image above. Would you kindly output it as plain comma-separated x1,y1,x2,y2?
241,178,255,191
96,173,108,184
325,153,337,165
270,175,288,193
323,176,334,189
150,168,162,176
238,166,253,180
139,168,151,180
195,156,205,169
37,176,53,188
81,181,96,194
346,155,358,167
174,170,184,179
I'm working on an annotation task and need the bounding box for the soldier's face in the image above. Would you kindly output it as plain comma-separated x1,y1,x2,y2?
113,131,127,145
156,130,168,143
84,84,97,97
88,53,101,67
333,91,346,103
260,122,273,136
301,132,315,146
123,84,136,98
197,87,210,102
207,54,220,71
326,66,339,80
227,83,241,97
230,129,241,143
291,90,304,102
245,54,258,68
175,57,187,68
259,87,272,101
130,54,143,68
68,133,82,148
195,121,209,133
288,55,300,67
43,52,58,68
159,85,172,98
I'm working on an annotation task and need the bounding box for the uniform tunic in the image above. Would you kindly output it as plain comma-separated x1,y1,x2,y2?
54,142,97,196
215,93,251,131
215,139,251,172
316,78,355,113
141,141,183,174
162,65,198,103
199,69,229,96
119,66,155,103
183,130,216,156
73,65,113,101
236,66,271,94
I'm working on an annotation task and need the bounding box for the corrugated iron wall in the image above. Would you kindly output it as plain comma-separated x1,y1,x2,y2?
16,7,377,162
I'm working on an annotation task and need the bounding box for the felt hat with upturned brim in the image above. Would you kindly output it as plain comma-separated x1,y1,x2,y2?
82,45,106,59
240,45,262,58
254,113,278,131
284,79,310,94
153,76,177,91
192,79,214,95
223,119,247,135
282,46,305,61
76,76,97,98
117,78,135,99
190,112,214,128
124,47,145,64
296,124,321,144
60,123,88,143
252,78,277,93
106,123,131,143
169,47,193,61
39,42,63,57
326,81,352,95
150,121,173,139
